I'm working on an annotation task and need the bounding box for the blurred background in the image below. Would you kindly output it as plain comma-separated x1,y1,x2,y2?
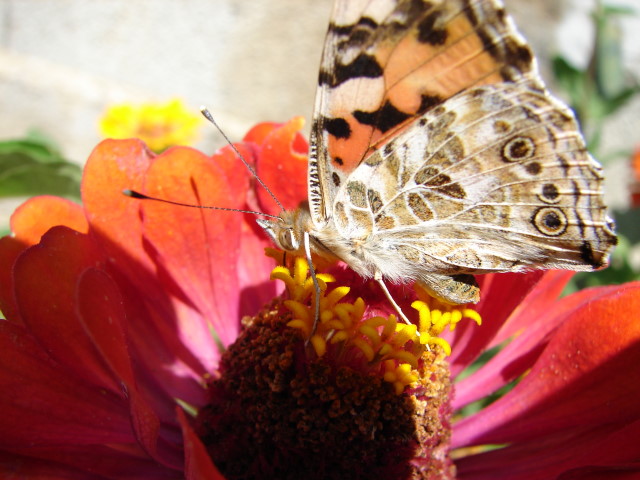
1,0,639,285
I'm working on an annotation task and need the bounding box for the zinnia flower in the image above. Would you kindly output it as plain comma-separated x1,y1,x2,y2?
99,98,202,153
0,118,638,479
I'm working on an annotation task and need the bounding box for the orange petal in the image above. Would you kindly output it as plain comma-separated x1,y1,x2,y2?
255,116,309,215
142,146,244,346
11,196,87,245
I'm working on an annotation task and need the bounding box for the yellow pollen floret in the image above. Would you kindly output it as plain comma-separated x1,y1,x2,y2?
411,299,482,355
382,360,418,395
269,256,482,394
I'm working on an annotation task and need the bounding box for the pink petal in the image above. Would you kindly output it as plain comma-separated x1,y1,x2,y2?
454,271,575,408
454,283,640,449
0,322,135,448
178,408,226,480
449,271,552,376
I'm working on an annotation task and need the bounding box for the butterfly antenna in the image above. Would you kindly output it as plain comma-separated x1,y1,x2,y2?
123,189,280,219
200,106,285,212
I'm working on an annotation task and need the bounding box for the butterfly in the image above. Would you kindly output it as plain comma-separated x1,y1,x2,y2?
257,0,617,321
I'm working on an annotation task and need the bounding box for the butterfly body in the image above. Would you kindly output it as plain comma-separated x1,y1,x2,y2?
259,0,617,306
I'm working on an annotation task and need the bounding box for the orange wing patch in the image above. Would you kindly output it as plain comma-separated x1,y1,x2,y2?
385,14,508,109
316,0,538,176
308,0,542,224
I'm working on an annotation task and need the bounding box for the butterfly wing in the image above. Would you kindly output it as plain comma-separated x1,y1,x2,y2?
332,83,617,279
307,0,616,304
308,0,541,225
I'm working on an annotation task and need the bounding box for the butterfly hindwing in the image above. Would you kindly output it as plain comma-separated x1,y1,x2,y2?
331,83,617,282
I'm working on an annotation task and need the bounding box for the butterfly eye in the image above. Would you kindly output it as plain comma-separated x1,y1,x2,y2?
279,229,298,251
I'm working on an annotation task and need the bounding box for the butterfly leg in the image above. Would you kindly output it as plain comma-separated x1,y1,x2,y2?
374,271,412,325
304,231,321,338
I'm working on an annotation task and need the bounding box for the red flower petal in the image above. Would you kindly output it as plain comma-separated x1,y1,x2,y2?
243,121,281,146
0,322,135,449
448,271,553,376
12,226,117,390
254,117,309,215
194,139,279,315
0,448,182,480
11,195,88,245
454,283,640,478
82,139,158,292
0,235,27,324
178,408,226,480
454,270,574,408
0,196,88,325
456,419,640,480
82,140,215,398
75,267,181,467
142,146,245,348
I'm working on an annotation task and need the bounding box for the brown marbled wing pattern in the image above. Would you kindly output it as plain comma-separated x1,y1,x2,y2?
327,82,616,302
308,0,541,224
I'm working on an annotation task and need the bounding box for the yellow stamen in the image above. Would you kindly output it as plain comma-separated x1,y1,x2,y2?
269,255,482,394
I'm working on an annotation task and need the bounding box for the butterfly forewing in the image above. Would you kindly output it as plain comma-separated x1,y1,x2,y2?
309,0,542,224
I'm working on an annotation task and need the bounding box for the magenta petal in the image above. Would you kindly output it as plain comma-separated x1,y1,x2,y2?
178,408,226,480
456,419,640,480
75,267,183,468
454,270,576,408
0,322,135,448
454,283,640,449
236,223,279,317
449,271,553,375
485,270,575,346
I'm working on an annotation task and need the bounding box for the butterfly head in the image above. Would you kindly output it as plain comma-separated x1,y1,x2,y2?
256,208,312,255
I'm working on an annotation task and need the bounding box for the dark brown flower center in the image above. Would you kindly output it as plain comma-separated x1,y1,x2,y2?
194,299,456,480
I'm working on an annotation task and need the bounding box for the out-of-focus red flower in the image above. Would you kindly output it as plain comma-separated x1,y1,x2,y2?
0,118,638,479
630,146,640,208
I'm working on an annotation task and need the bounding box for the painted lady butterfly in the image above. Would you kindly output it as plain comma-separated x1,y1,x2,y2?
258,0,617,319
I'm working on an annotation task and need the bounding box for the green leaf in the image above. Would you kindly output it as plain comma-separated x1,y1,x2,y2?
0,138,82,200
552,56,587,100
592,2,628,99
551,55,590,124
600,85,640,116
600,5,635,16
0,163,82,199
